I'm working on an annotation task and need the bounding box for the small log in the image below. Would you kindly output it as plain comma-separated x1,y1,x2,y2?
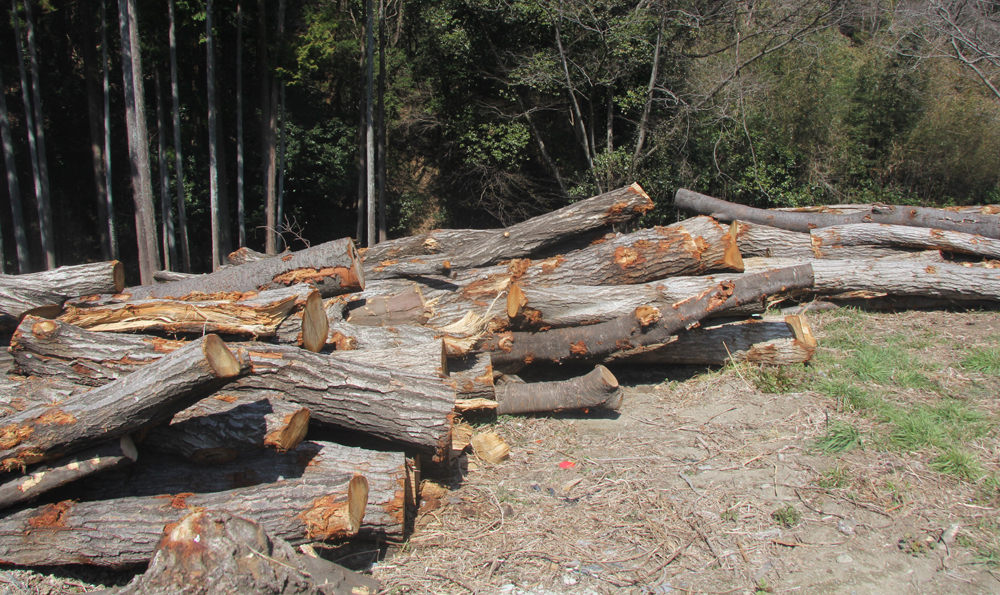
0,473,368,567
74,441,411,541
153,270,199,283
734,220,914,260
328,320,476,357
606,315,817,366
676,188,1000,239
59,284,317,338
481,265,815,370
344,285,432,326
0,436,137,510
227,246,286,265
0,334,250,473
496,365,622,415
142,394,310,464
114,511,379,595
507,274,763,330
125,237,364,300
449,353,495,401
230,344,456,458
273,294,340,351
333,340,448,377
364,183,655,270
0,261,125,331
811,223,1000,260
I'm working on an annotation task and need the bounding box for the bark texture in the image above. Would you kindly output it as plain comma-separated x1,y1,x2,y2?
124,238,363,300
734,220,915,260
0,261,125,331
811,223,1000,260
0,335,249,472
676,188,1000,239
496,366,621,415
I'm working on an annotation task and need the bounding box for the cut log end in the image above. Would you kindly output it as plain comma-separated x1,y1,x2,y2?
348,475,369,534
299,474,369,540
726,222,746,271
595,365,618,390
784,315,818,350
267,408,311,452
349,241,366,291
507,283,526,319
120,435,138,462
202,335,242,378
301,291,329,353
112,261,125,293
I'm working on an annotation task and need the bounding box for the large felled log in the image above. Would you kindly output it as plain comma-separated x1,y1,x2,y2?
811,223,1000,260
114,511,379,595
449,353,495,402
343,285,432,326
59,284,317,338
481,265,815,370
0,436,137,510
496,365,622,415
0,375,83,417
606,315,817,366
74,441,410,541
364,184,655,270
124,237,364,300
142,394,309,464
230,344,456,458
676,188,1000,239
506,273,764,330
333,341,448,377
734,220,916,260
227,245,286,265
0,473,368,567
0,334,249,473
0,261,125,331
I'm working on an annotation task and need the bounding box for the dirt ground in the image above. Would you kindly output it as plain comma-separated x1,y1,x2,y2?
1,308,998,595
371,308,1000,595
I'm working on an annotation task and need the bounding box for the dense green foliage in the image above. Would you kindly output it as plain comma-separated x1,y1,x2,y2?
1,0,998,276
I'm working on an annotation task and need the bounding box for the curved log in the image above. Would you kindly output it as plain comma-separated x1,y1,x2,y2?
125,237,364,300
811,223,1000,260
676,188,1000,239
496,365,622,415
0,335,250,473
0,261,125,331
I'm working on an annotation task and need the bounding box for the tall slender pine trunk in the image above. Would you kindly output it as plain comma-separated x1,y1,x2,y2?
236,0,245,248
81,1,112,262
0,68,29,272
277,81,286,233
154,68,176,270
377,0,387,243
118,0,160,284
101,0,118,259
22,0,54,268
206,0,220,270
11,0,42,271
365,0,375,247
167,0,189,271
259,0,277,254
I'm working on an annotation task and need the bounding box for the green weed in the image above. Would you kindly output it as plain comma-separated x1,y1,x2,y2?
930,448,983,481
753,365,799,393
817,465,851,489
771,504,801,528
814,421,862,453
962,347,1000,375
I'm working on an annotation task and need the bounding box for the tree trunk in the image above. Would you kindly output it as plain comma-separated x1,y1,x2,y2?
811,223,1000,260
11,0,43,271
480,265,815,370
344,285,431,326
59,284,317,337
102,0,118,260
277,82,286,235
496,365,621,415
735,220,918,260
506,273,764,330
261,0,279,254
81,2,112,263
0,436,137,511
236,1,245,248
365,0,376,247
332,340,448,377
154,68,176,271
168,0,189,272
377,0,387,243
0,67,29,272
364,183,655,269
228,245,280,265
22,0,54,269
605,315,817,366
450,353,495,402
75,440,410,541
0,335,249,472
676,188,1000,240
124,237,363,300
114,511,378,595
118,0,161,284
0,375,81,418
206,0,221,270
142,394,309,464
10,315,185,386
229,344,456,458
0,473,367,567
0,261,125,331
632,16,663,169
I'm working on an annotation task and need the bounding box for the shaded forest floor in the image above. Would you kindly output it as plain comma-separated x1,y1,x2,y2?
2,308,999,594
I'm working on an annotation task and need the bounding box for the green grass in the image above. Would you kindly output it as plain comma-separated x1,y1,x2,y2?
771,504,801,528
962,347,1000,375
814,421,862,453
817,466,851,489
930,448,983,481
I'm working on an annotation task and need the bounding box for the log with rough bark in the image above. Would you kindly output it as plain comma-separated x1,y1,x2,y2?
0,334,250,473
811,223,1000,260
333,340,448,377
0,436,137,510
153,270,198,283
0,473,368,566
676,188,1000,239
124,237,364,300
59,285,318,338
605,315,817,366
343,284,432,326
480,265,815,370
227,245,286,265
743,258,1000,301
114,511,379,595
450,352,495,403
142,394,309,464
0,261,125,331
496,365,622,415
74,441,411,541
364,183,655,272
734,220,916,260
0,376,83,417
506,274,764,330
229,344,456,458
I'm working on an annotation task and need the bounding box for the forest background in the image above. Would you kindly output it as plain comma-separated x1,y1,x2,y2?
1,0,999,282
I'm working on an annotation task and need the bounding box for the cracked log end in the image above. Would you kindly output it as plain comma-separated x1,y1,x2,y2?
725,222,745,271
202,335,242,378
112,261,125,293
784,315,818,351
300,291,329,353
265,409,311,452
298,475,368,540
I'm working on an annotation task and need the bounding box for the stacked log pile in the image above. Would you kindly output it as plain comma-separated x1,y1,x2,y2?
3,182,994,589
